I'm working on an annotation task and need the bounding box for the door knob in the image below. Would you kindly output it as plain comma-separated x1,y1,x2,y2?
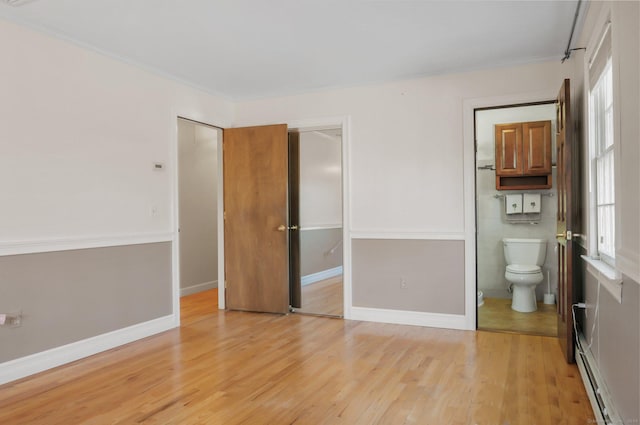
277,225,299,232
556,231,582,240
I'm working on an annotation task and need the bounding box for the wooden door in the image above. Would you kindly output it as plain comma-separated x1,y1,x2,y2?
223,124,290,314
556,79,577,363
522,120,552,175
495,123,523,176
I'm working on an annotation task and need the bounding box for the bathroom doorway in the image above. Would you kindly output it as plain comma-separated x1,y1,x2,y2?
475,103,558,336
289,127,344,317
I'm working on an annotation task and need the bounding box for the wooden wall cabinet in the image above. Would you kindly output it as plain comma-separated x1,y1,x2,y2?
495,120,552,190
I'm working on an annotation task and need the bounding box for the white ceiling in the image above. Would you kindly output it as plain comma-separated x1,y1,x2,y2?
0,0,582,100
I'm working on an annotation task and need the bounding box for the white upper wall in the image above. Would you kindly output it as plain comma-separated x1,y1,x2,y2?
299,130,342,228
1,14,574,244
0,18,234,242
235,62,566,234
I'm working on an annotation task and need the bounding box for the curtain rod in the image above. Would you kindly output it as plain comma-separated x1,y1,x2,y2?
562,0,585,63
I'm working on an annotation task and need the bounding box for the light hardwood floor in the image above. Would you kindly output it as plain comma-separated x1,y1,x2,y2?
297,276,343,317
478,297,558,337
0,289,593,424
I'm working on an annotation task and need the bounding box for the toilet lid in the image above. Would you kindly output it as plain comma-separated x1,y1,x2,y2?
506,264,541,274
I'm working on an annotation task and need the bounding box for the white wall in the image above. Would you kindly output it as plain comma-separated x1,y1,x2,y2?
0,17,234,383
299,130,342,228
235,62,565,235
476,105,558,300
0,18,234,244
236,60,566,325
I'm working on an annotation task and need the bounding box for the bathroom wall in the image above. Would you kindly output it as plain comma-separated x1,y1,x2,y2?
476,105,558,300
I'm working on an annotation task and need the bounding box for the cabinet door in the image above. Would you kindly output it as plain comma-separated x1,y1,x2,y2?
495,123,522,176
522,120,552,175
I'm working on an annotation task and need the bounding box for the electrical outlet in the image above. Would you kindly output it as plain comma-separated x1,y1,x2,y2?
400,278,408,289
1,311,22,327
8,313,21,327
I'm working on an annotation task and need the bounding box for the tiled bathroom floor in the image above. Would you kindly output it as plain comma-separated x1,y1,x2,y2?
478,297,557,336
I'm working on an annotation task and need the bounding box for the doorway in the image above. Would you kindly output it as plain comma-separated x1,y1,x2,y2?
290,128,344,317
174,118,350,320
474,103,558,336
176,118,223,302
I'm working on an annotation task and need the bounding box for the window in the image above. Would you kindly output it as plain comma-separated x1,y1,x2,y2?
589,25,614,263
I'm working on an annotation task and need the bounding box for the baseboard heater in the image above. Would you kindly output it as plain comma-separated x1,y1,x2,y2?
575,333,622,425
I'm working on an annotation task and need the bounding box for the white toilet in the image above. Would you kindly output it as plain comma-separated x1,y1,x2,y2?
502,238,547,313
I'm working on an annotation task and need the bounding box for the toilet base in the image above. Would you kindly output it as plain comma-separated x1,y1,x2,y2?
511,284,538,313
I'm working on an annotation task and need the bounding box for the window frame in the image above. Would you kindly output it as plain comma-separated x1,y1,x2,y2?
587,25,616,267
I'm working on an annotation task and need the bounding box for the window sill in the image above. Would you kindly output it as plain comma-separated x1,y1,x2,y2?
581,255,623,303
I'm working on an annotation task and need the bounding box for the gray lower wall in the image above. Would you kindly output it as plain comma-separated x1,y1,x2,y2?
0,242,172,363
300,228,343,276
352,239,465,315
582,266,640,423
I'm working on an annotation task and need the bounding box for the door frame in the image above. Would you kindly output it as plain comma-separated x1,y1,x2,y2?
286,116,352,319
171,115,351,322
462,90,558,330
171,115,226,325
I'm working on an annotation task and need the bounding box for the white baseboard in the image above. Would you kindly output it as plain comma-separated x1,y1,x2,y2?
350,306,469,330
576,334,622,425
0,315,176,386
301,266,343,286
180,280,218,297
350,230,465,240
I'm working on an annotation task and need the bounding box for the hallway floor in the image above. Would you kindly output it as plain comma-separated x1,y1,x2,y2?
297,276,343,317
478,297,557,336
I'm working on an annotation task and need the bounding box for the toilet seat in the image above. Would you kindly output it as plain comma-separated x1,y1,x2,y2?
506,264,541,274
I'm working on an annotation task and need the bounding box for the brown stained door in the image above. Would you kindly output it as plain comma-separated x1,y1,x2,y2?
556,79,577,363
223,124,290,314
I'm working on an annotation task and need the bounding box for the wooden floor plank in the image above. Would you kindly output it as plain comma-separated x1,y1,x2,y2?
478,297,557,336
0,289,593,424
298,276,343,316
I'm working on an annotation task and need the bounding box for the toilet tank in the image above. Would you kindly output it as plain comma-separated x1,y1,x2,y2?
502,238,547,266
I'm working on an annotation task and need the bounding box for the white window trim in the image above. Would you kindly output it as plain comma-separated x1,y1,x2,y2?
581,7,632,289
582,255,622,303
585,11,618,269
